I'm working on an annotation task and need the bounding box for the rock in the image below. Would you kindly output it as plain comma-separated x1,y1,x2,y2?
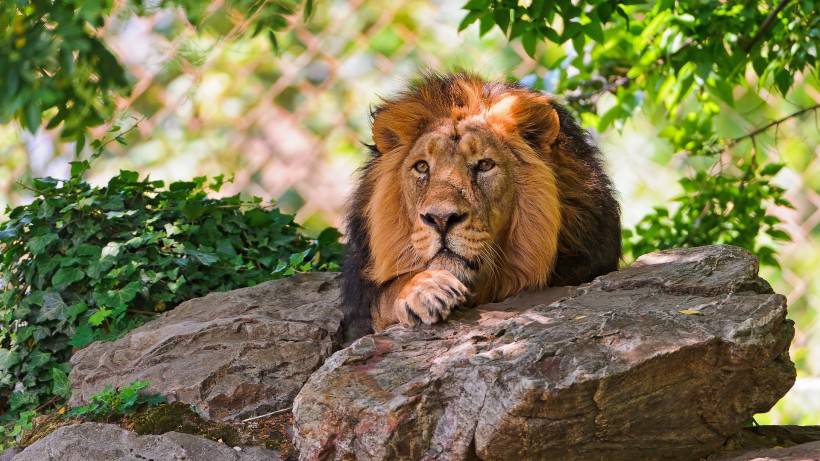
12,423,280,461
70,272,343,421
0,448,20,461
715,441,820,461
716,425,820,456
293,245,796,461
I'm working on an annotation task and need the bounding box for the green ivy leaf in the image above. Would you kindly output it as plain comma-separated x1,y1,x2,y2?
0,349,20,371
88,307,113,326
69,324,96,349
51,367,71,399
28,233,59,256
52,268,85,290
36,292,69,322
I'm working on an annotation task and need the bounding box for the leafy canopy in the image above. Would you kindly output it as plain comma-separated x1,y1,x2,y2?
0,0,310,148
461,0,818,261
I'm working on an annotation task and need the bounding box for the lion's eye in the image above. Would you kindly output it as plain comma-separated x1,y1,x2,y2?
413,160,429,174
476,158,496,172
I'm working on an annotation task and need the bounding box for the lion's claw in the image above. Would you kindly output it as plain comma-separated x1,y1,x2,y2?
395,269,469,326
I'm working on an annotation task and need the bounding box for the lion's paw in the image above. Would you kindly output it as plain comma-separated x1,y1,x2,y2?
395,269,469,326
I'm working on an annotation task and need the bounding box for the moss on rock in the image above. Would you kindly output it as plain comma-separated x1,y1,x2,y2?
125,402,241,446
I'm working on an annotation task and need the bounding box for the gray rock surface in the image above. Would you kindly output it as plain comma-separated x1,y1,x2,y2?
12,423,279,461
0,448,19,461
293,245,796,461
70,272,343,421
716,441,820,461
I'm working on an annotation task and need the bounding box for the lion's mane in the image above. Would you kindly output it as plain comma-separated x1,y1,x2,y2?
341,72,621,340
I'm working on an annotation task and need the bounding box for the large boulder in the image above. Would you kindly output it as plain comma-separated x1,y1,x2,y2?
293,245,796,460
70,272,343,421
11,423,279,461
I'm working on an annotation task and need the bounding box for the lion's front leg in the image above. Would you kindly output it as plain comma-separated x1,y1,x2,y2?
372,270,469,330
395,269,469,326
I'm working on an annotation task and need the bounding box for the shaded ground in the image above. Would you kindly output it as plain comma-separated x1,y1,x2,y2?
18,402,297,460
707,425,820,460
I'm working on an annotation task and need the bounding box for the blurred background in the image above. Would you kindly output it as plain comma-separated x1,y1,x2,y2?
1,0,818,423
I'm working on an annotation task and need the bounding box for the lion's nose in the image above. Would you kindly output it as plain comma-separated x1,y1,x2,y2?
420,210,467,234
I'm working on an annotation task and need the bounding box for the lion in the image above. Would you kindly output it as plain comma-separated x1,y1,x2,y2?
341,72,621,339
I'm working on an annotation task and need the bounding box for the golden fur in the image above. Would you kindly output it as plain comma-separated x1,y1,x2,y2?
341,72,621,336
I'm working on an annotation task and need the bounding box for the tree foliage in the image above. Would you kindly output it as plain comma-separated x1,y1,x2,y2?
0,159,342,429
0,0,309,147
462,0,818,261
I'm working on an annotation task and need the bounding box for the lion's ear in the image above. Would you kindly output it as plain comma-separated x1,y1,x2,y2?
486,93,560,150
372,101,432,155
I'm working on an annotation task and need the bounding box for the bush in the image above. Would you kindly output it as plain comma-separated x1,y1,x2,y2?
623,160,791,267
0,159,343,426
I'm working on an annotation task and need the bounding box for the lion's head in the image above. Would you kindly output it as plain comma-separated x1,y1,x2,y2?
341,72,620,337
365,73,563,302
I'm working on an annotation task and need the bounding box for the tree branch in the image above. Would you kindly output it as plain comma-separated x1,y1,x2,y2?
728,103,820,146
564,76,630,104
743,0,792,52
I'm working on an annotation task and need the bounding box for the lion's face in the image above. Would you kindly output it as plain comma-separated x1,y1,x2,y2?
402,121,516,286
363,74,564,302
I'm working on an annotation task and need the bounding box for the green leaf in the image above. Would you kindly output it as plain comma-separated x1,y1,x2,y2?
88,307,113,326
70,160,91,177
25,350,52,371
24,100,41,132
760,163,785,176
479,13,494,36
522,31,538,57
51,367,71,399
493,7,511,35
463,0,489,10
303,0,314,20
67,301,89,322
100,242,122,260
94,281,142,308
28,233,59,256
774,69,793,95
69,324,96,349
186,249,218,266
582,20,604,42
36,292,69,322
8,391,38,411
768,229,791,241
52,267,85,290
0,349,20,371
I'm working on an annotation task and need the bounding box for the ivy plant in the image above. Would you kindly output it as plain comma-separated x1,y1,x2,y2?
0,159,343,426
66,380,165,421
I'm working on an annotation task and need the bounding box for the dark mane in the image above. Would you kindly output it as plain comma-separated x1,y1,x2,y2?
340,157,379,342
549,102,622,286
